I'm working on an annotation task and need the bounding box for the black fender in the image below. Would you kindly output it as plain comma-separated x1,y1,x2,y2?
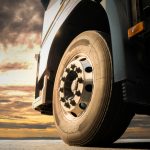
101,0,129,81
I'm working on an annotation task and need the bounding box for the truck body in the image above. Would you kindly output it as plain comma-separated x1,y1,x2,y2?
33,0,150,145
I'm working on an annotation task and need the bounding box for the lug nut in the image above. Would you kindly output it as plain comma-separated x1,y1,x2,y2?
71,64,76,69
59,87,64,92
78,77,83,83
65,68,70,73
76,67,82,73
60,97,65,102
70,100,76,106
64,102,70,108
61,77,66,82
76,90,81,96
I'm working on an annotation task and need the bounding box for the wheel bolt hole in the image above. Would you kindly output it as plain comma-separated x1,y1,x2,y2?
85,84,92,92
80,58,86,61
85,67,92,73
71,112,77,117
79,103,87,110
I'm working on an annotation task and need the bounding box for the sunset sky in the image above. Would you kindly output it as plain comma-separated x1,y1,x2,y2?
0,0,58,139
0,0,150,139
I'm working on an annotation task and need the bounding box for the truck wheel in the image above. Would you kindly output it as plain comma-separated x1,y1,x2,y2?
53,31,134,146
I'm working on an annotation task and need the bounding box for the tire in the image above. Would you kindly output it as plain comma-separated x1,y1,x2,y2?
53,31,134,146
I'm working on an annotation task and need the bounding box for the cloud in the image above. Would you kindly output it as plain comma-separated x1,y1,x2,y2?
0,100,11,103
0,115,26,120
0,86,35,106
0,62,29,72
11,101,31,109
0,101,31,114
0,0,44,48
0,85,35,119
0,122,54,129
0,86,34,92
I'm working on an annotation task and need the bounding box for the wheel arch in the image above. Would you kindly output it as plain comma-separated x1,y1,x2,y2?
47,0,110,84
44,0,128,108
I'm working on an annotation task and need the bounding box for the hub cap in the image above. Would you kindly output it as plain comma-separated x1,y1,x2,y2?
59,56,93,118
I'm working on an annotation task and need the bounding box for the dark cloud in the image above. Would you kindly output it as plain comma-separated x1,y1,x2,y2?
0,100,11,103
0,122,54,129
0,115,26,120
0,0,44,47
0,62,29,72
10,116,27,119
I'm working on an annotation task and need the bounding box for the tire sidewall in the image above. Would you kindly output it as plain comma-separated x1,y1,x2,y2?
53,31,112,144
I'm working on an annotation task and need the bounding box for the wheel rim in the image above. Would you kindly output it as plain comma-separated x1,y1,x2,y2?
59,55,93,118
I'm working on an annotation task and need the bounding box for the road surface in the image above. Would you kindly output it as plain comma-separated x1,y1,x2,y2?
0,139,150,150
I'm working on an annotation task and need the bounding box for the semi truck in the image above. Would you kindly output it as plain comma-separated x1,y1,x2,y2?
33,0,150,146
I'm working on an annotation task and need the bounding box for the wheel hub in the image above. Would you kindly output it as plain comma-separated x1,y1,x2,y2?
59,56,93,117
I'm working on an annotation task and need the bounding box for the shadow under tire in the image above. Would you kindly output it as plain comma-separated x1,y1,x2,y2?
53,31,134,146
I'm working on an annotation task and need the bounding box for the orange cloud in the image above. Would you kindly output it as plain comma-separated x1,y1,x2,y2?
0,62,29,72
0,122,54,129
0,85,34,92
0,128,59,139
0,85,35,118
15,33,42,49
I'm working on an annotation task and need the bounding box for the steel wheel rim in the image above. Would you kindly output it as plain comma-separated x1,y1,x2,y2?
59,55,93,119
